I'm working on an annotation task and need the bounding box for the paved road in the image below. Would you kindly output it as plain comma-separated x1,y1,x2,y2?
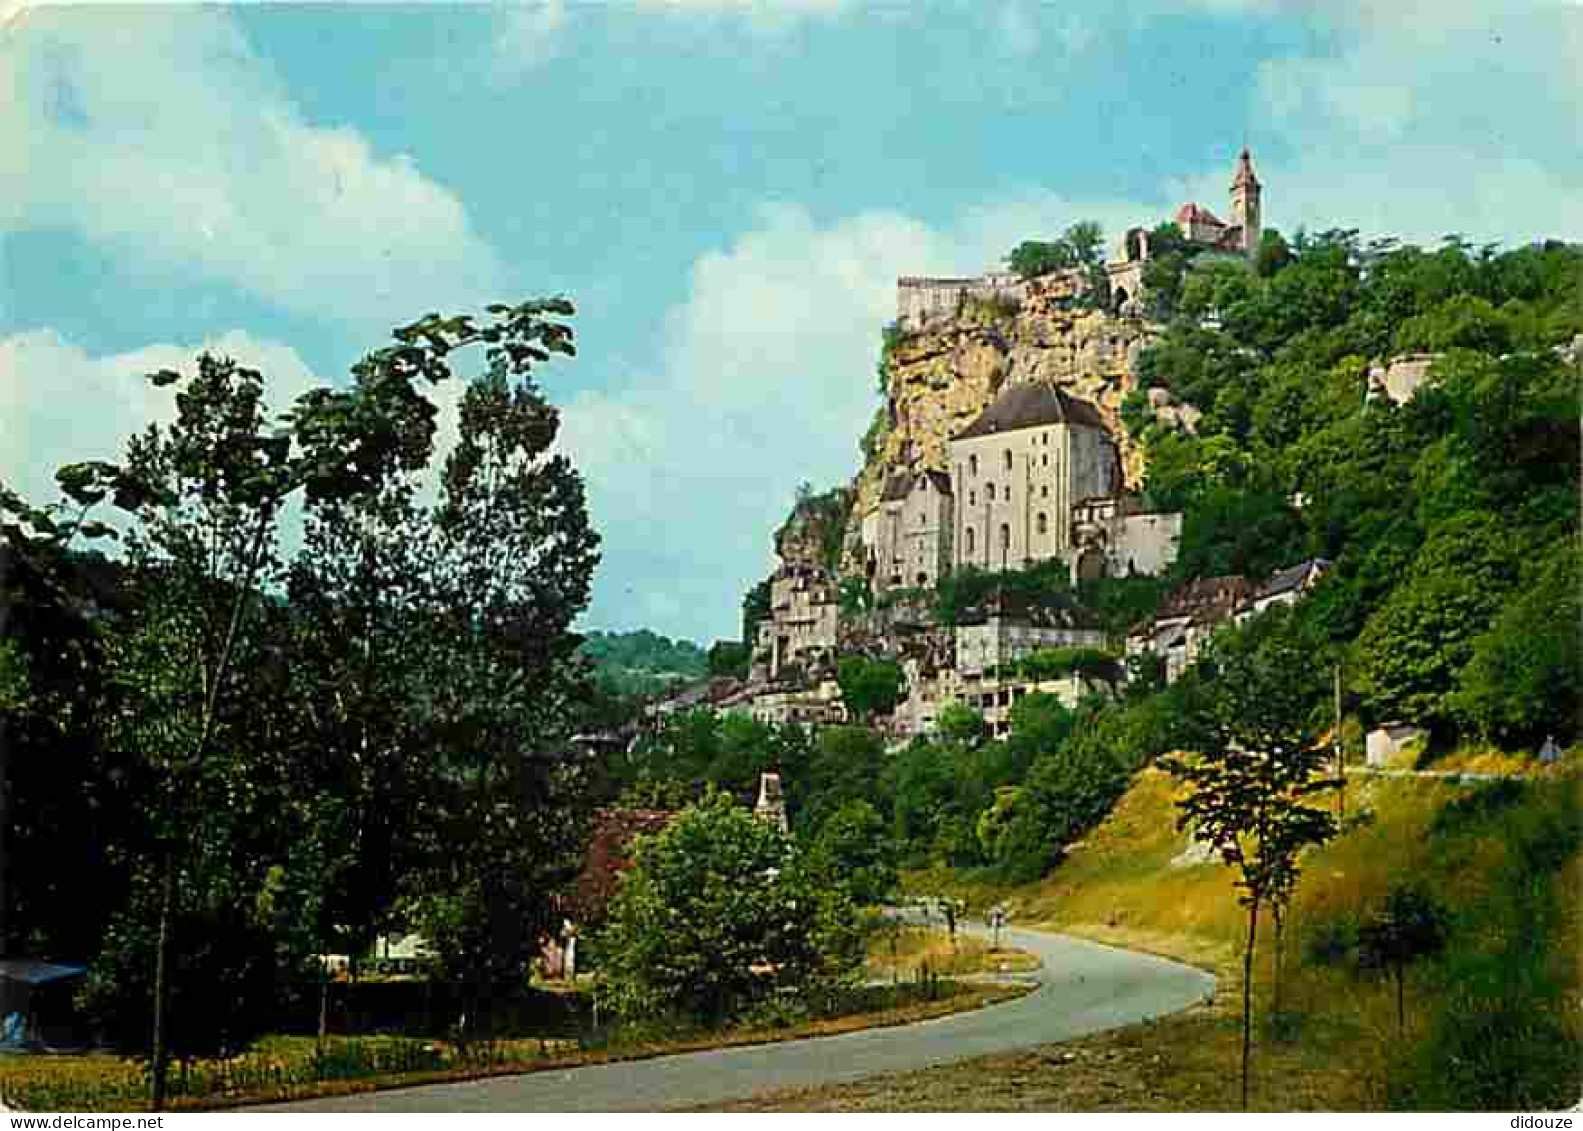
263,924,1214,1112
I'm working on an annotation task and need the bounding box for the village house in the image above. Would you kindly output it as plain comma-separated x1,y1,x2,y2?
868,469,954,594
1234,558,1332,624
750,563,841,681
954,588,1106,677
1069,494,1184,583
747,679,848,727
1127,574,1254,684
948,383,1121,574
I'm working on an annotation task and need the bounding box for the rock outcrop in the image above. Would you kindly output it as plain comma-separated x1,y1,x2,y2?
843,273,1160,574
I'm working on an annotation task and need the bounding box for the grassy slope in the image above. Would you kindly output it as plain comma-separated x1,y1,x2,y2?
861,751,1583,1111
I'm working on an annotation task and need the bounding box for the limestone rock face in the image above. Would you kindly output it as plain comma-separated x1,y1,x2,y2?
843,274,1160,574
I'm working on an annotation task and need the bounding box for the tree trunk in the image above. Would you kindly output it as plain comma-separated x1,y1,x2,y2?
316,953,330,1076
1271,906,1285,1022
1396,966,1405,1036
149,852,176,1111
1241,899,1259,1111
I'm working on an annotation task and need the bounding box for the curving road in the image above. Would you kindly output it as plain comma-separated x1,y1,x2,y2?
263,923,1213,1112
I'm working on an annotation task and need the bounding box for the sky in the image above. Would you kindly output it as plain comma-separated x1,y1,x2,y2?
3,0,1580,645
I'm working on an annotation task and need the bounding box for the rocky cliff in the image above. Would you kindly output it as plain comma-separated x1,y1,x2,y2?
842,273,1160,574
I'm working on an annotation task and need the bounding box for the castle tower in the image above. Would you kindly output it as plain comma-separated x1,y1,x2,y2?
1230,147,1262,257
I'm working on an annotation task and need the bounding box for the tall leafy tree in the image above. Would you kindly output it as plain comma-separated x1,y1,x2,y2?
406,357,600,1043
1162,618,1338,1109
53,299,584,1106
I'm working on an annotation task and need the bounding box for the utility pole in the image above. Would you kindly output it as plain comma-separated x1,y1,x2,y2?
1334,663,1346,824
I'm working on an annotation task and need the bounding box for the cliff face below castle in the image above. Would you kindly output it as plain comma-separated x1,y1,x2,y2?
841,274,1159,574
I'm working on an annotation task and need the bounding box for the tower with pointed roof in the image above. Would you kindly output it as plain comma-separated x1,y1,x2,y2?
1230,147,1262,257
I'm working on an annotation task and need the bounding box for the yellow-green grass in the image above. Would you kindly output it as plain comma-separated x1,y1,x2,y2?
882,757,1582,1110
864,925,1041,981
0,982,1033,1112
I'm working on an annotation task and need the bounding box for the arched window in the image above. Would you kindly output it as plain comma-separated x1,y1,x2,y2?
999,523,1011,561
965,527,976,555
968,454,978,477
1040,484,1049,498
1036,512,1048,535
986,483,996,501
1042,453,1048,467
1004,450,1013,471
969,491,976,506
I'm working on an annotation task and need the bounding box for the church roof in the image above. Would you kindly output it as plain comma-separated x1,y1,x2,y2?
953,383,1108,441
880,473,912,502
880,469,954,502
1176,202,1226,228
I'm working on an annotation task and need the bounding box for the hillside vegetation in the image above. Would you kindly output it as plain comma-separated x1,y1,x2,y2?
906,757,1580,1109
579,628,708,697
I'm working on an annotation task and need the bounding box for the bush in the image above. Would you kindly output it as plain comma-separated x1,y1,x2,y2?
594,794,863,1027
1303,914,1358,967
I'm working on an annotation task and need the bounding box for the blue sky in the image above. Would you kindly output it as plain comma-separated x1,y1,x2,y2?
3,1,1580,644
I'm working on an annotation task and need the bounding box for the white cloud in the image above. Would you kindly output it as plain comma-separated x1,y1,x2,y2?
1,7,501,328
490,0,849,72
491,1,565,76
1220,0,1583,245
0,328,322,512
557,191,1151,641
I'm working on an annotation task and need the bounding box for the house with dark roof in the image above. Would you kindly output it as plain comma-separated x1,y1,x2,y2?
947,381,1121,577
954,586,1106,677
1126,574,1254,684
1235,558,1333,624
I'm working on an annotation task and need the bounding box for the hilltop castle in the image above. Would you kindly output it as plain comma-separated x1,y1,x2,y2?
1107,147,1263,313
894,147,1264,328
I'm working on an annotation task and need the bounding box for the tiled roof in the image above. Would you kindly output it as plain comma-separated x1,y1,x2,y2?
1157,575,1253,621
953,383,1108,441
573,808,680,922
1253,558,1332,601
922,469,954,496
881,473,912,502
1176,202,1225,228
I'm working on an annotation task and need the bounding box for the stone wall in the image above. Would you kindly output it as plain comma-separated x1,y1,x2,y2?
897,273,1028,332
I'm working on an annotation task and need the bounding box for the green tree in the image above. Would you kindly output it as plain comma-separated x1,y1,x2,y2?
408,356,600,1044
1452,540,1580,745
936,702,988,746
595,793,861,1024
835,656,904,722
1356,884,1449,1035
1354,511,1520,726
1162,623,1338,1109
808,799,898,906
707,640,750,679
1008,240,1073,279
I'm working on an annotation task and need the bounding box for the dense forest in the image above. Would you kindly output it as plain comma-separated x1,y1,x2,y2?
578,629,708,697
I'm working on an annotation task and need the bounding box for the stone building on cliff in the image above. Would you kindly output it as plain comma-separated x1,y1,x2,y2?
1107,147,1263,314
866,469,954,593
948,383,1121,574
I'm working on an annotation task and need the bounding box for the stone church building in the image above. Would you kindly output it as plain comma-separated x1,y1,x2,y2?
948,383,1120,574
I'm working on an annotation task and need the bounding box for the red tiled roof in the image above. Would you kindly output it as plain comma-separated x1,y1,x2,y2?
1176,202,1225,228
573,808,679,923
